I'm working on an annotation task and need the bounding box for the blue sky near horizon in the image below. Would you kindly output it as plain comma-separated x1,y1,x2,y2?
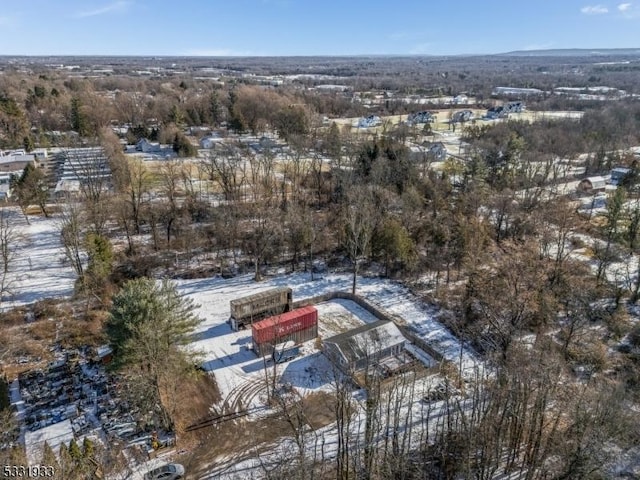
0,0,638,56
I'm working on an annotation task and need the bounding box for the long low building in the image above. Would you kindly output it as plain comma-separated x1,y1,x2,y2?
323,320,406,372
0,152,37,173
492,86,543,97
53,147,112,198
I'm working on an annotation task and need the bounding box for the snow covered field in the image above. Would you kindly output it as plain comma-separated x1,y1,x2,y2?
177,272,480,409
2,209,77,311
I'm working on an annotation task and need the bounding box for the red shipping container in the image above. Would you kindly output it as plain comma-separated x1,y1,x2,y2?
252,306,318,345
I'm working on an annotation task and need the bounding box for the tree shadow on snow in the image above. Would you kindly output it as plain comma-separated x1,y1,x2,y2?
201,347,257,371
280,352,333,389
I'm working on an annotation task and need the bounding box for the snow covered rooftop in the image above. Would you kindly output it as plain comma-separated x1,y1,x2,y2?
323,320,406,364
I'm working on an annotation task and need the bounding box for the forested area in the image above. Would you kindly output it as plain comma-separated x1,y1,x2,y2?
1,54,640,479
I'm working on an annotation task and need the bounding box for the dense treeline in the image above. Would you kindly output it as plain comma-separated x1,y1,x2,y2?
463,103,640,159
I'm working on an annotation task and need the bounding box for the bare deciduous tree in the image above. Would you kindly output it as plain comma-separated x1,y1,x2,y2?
342,186,377,294
0,209,21,307
201,146,247,203
59,200,85,284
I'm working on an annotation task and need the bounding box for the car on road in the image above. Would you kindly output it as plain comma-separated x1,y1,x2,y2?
143,463,185,480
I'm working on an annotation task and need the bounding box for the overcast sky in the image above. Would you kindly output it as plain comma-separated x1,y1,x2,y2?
1,0,639,56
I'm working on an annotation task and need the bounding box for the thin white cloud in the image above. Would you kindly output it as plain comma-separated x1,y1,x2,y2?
617,2,640,16
75,1,132,18
581,4,609,14
617,2,640,17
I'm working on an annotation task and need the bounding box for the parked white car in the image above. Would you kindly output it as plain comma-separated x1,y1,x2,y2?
144,463,185,480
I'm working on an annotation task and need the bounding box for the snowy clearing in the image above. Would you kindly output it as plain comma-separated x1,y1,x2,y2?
2,208,77,311
177,272,480,409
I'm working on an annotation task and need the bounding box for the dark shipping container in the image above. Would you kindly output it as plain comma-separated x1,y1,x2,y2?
229,287,292,330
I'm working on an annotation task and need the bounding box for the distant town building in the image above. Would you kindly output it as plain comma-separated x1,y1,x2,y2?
54,147,112,198
357,115,382,128
505,101,525,113
486,106,506,119
135,138,161,153
610,167,632,186
250,136,281,153
315,84,351,92
453,94,468,104
486,101,525,119
407,111,436,125
452,110,474,123
0,173,14,201
199,135,224,149
492,87,544,97
554,86,627,100
426,142,447,161
410,142,448,163
0,152,36,173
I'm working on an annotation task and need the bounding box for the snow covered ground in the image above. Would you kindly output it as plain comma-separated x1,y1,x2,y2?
203,372,476,480
2,208,77,311
24,419,74,465
316,298,378,336
177,272,480,409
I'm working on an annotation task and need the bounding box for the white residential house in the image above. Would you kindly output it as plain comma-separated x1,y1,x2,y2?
199,135,224,149
135,138,161,153
357,115,382,128
427,142,447,161
452,110,474,123
407,111,436,125
453,94,468,105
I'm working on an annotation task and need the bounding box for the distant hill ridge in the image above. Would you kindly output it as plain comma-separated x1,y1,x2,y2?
500,48,640,57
